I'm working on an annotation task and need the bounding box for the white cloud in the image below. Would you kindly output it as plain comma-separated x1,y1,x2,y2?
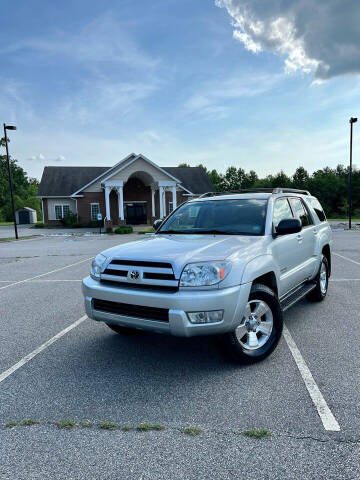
184,72,284,118
28,154,45,161
216,0,360,80
57,78,159,125
7,13,159,71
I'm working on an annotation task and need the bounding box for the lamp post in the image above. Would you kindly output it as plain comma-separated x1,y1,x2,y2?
3,124,18,239
349,117,357,230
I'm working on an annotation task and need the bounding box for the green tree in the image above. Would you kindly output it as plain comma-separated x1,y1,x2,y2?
292,166,310,189
0,137,41,221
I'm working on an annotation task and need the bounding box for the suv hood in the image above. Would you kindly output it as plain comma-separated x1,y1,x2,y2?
102,234,268,278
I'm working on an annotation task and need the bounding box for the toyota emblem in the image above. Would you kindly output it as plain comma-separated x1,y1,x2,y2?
130,270,140,280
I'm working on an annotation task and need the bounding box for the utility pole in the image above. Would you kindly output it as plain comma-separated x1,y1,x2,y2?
3,124,18,239
349,117,357,230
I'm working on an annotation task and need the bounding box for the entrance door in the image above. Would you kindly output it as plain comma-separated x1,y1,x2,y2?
125,203,147,224
18,210,30,224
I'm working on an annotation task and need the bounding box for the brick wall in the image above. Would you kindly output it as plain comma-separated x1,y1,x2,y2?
77,192,106,225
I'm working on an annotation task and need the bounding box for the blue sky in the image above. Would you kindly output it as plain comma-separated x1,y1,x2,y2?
1,0,360,179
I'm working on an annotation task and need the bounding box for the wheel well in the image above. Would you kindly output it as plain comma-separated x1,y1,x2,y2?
252,272,278,297
322,244,331,276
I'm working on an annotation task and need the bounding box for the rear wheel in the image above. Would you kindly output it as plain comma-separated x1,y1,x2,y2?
106,323,138,335
222,284,283,364
307,255,329,302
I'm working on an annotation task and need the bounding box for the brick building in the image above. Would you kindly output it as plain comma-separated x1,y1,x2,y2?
38,153,214,226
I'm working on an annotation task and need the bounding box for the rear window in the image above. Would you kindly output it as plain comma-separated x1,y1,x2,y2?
289,198,313,227
307,197,326,222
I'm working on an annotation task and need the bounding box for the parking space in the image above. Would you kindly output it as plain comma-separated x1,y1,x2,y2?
0,231,359,479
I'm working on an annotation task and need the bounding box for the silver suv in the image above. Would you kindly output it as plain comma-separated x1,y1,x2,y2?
82,188,331,364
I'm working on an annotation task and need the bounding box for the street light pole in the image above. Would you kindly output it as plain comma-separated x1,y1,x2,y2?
3,123,18,239
349,117,357,230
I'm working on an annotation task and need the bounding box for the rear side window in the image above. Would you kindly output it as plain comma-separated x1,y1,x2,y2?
289,198,313,227
307,197,326,222
273,198,293,228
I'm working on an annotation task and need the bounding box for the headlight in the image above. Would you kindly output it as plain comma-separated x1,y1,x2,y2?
180,261,231,287
90,254,107,280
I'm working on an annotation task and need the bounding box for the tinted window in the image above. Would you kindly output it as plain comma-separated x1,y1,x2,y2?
273,198,293,228
289,198,312,227
158,199,267,236
307,197,326,222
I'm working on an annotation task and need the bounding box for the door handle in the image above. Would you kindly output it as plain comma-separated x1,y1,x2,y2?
313,228,318,235
297,234,303,243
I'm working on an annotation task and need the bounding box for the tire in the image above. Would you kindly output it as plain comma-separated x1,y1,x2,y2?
307,255,329,302
222,284,283,364
106,323,138,335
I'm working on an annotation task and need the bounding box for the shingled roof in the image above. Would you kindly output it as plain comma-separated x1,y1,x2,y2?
38,165,214,196
163,167,214,194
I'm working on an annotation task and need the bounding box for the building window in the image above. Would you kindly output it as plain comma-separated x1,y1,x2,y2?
55,205,70,220
168,202,174,214
91,203,100,221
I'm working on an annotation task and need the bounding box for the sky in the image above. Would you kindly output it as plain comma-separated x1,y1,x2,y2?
1,0,360,180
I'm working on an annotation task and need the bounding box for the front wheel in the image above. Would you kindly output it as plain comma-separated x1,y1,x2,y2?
222,284,283,364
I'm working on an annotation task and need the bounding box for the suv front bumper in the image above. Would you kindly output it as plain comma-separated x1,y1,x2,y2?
82,276,251,337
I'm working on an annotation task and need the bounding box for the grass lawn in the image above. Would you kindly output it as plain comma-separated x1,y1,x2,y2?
0,235,41,242
0,222,14,226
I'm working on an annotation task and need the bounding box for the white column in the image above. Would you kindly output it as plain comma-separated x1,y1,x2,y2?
172,186,177,210
151,188,156,217
117,186,124,221
105,186,111,221
159,186,164,218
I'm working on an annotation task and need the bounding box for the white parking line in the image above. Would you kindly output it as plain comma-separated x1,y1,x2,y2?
283,325,340,431
0,257,94,291
0,315,87,385
26,279,83,282
330,278,360,281
333,252,360,266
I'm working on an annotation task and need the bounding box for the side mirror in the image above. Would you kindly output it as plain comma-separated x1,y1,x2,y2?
275,218,302,236
153,219,163,231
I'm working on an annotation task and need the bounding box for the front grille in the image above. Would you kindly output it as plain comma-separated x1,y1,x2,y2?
100,280,178,292
110,260,173,268
101,259,178,289
93,299,169,322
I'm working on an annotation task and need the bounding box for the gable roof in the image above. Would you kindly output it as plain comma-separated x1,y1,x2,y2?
38,166,110,197
163,167,214,194
38,165,214,197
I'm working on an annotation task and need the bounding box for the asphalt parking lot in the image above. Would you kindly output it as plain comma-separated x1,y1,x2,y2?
0,230,359,480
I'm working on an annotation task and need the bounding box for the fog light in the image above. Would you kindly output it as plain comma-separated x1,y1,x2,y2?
187,310,224,324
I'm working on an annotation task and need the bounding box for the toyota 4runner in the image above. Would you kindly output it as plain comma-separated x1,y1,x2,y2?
82,188,331,363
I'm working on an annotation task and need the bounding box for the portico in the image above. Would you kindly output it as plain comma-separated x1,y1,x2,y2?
103,178,177,224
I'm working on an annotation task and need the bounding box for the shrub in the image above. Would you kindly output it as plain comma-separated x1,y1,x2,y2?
114,226,133,234
59,212,80,227
106,227,113,233
32,222,44,228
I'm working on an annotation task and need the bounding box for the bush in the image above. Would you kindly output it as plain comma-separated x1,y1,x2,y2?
106,227,113,233
59,212,80,227
32,222,44,228
114,226,133,234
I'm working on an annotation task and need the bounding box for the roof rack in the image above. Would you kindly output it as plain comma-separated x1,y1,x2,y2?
199,188,310,198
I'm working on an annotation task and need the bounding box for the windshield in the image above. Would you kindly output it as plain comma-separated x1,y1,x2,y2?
158,199,267,235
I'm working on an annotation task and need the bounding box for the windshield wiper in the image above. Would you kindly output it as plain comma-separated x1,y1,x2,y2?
193,230,239,235
158,229,195,234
